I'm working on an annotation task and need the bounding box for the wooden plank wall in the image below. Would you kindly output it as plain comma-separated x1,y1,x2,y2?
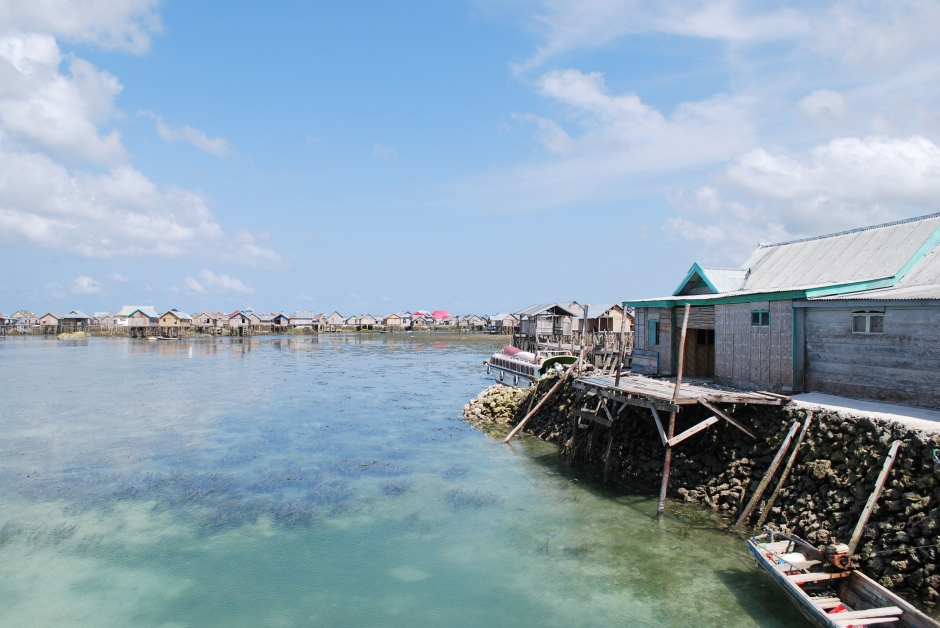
805,306,940,407
715,301,792,391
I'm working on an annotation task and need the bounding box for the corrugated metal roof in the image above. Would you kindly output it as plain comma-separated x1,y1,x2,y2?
701,268,748,293
515,303,578,317
741,213,940,292
65,310,90,319
811,238,940,301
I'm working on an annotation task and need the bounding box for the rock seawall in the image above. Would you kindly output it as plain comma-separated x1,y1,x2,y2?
464,378,940,607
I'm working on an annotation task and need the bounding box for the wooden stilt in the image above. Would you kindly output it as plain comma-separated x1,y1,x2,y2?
603,427,615,485
734,420,801,529
657,303,691,517
849,440,902,554
757,412,813,528
502,355,579,444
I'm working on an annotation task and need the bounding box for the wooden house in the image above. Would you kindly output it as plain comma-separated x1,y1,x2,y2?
126,307,160,338
191,311,220,334
487,313,518,334
227,310,252,336
515,303,577,340
159,310,192,337
384,313,403,331
60,310,90,332
356,314,378,330
10,310,37,332
628,213,940,407
325,311,345,331
290,311,320,330
459,314,487,331
38,312,62,334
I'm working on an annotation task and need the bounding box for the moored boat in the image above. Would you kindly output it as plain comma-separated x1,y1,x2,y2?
484,345,577,387
748,528,938,627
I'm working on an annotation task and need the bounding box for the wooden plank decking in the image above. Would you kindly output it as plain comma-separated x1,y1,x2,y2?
573,373,787,412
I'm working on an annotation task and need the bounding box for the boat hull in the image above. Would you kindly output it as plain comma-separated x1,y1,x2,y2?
748,535,938,628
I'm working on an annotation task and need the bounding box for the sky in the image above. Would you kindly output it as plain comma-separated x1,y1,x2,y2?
3,1,940,316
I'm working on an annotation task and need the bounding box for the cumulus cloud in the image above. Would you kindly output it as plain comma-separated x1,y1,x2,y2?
0,9,282,269
70,275,103,294
665,135,940,263
0,148,282,265
799,89,846,123
0,33,126,165
0,0,161,53
726,135,940,233
186,269,255,295
139,110,230,157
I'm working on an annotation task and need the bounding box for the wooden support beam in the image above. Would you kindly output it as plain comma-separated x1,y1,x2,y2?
649,406,668,447
734,420,801,529
667,416,719,447
757,412,814,528
698,399,756,439
503,359,576,444
849,440,902,554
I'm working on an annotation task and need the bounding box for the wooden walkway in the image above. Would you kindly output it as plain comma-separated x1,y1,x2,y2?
574,373,787,413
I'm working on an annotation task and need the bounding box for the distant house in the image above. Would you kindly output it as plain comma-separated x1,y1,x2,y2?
10,310,37,332
384,313,403,331
126,307,160,337
192,311,222,334
488,313,518,335
38,312,62,334
60,310,90,332
159,310,192,337
290,311,320,330
578,304,631,334
325,311,345,330
628,212,940,407
459,314,486,331
515,303,577,340
227,310,252,336
356,314,378,330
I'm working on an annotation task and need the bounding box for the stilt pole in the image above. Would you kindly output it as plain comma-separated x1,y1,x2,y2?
657,303,690,517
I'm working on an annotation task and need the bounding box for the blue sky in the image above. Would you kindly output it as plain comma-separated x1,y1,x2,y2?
3,1,940,316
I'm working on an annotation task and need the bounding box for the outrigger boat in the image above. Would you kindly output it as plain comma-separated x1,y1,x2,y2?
484,345,577,387
748,527,937,627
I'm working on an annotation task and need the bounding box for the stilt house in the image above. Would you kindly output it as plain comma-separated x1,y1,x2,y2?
628,213,940,407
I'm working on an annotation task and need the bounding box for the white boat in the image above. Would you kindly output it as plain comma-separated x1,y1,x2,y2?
748,529,938,627
484,345,577,387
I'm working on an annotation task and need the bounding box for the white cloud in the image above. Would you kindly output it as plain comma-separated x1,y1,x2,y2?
0,0,161,53
139,110,230,157
44,281,65,300
70,275,103,294
665,187,790,266
0,11,283,270
799,89,846,123
666,135,940,263
296,292,315,302
186,269,255,295
109,272,129,282
373,143,398,160
0,148,282,265
185,277,205,294
726,135,940,233
515,0,807,72
0,33,126,165
512,113,574,155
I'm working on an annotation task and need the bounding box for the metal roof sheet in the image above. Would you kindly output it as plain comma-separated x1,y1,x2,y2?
741,213,940,292
700,268,748,293
810,239,940,301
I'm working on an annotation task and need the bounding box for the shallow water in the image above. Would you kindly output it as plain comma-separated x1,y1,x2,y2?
0,334,808,626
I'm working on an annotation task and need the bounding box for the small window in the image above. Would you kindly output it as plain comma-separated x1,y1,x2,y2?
648,320,661,346
750,310,770,326
852,312,884,334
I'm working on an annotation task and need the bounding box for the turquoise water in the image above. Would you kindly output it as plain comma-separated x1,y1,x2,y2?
0,335,807,627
